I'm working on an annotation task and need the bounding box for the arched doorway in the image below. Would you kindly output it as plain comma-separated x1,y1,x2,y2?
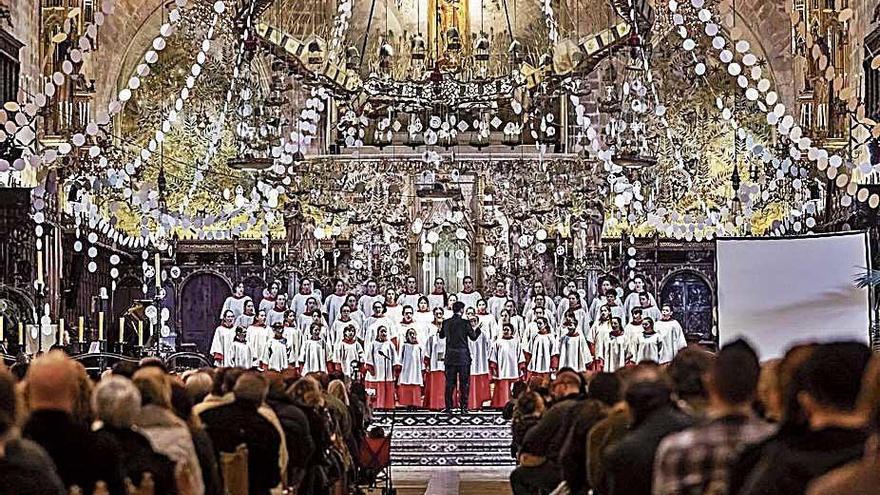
180,272,230,353
420,227,471,294
660,270,714,344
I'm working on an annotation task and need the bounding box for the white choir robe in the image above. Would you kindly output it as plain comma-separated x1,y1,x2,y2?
290,290,323,318
246,325,271,367
487,295,509,321
523,321,558,349
221,295,252,319
235,314,255,329
332,340,365,377
637,305,662,323
299,338,332,375
397,293,423,310
357,294,384,318
468,329,492,409
630,332,664,363
562,307,591,336
413,310,434,329
501,315,528,344
262,338,290,371
323,294,348,324
655,318,687,364
623,292,657,323
397,342,426,407
426,293,447,311
258,296,278,316
397,321,422,345
365,340,400,409
624,323,645,345
328,318,360,347
283,326,301,366
209,325,236,366
384,304,404,327
477,314,499,341
229,341,253,369
526,333,559,375
456,291,483,311
361,316,398,346
297,314,329,339
524,297,558,323
266,307,287,327
558,333,594,372
589,321,612,347
424,328,447,410
555,294,587,325
594,330,630,372
588,299,626,325
349,310,366,330
587,296,607,324
489,337,525,407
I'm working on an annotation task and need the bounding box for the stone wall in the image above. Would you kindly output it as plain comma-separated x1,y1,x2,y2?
2,0,40,100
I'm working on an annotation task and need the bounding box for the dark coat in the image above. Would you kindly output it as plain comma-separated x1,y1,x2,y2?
560,399,609,494
93,426,177,495
520,394,586,462
190,426,222,495
440,314,480,365
266,390,315,469
201,400,282,495
23,409,126,495
602,405,694,495
0,438,66,495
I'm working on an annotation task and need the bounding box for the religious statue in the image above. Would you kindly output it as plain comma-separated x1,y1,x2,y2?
427,0,471,60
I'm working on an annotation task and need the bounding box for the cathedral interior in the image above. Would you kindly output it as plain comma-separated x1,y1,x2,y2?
1,0,880,357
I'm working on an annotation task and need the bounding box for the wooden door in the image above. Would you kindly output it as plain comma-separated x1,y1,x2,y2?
181,273,230,353
660,271,714,344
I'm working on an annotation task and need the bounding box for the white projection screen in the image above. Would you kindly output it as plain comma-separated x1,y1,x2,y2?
717,232,871,360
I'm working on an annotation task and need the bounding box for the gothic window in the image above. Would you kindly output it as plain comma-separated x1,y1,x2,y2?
0,28,21,105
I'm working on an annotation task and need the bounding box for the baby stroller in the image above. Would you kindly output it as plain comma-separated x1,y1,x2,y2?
356,425,395,495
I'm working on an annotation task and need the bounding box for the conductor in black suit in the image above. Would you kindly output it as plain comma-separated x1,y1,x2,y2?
440,301,481,413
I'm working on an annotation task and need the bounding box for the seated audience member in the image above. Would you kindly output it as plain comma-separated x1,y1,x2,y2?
169,381,222,495
511,391,545,459
22,351,126,495
667,345,715,417
182,370,214,405
653,339,775,495
503,381,528,421
587,367,636,492
92,376,177,495
0,367,65,495
132,367,205,495
736,342,872,495
289,376,333,495
264,371,315,489
201,372,282,495
560,372,620,495
755,359,782,422
602,364,694,495
509,370,586,495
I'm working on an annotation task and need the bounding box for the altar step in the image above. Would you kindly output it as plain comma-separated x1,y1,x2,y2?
371,410,515,467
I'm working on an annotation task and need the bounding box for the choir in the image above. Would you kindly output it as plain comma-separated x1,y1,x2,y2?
209,276,688,410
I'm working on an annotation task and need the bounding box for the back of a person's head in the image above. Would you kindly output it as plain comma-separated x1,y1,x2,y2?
0,368,17,425
327,380,349,405
263,371,286,396
132,366,171,408
111,361,139,379
511,381,527,400
625,363,673,425
93,376,142,428
170,381,194,423
452,301,465,313
668,345,714,400
517,391,544,416
798,342,871,412
233,372,268,406
211,368,228,396
587,372,621,406
289,376,323,407
26,350,79,413
778,344,817,428
183,371,213,404
222,368,245,394
711,339,760,405
138,358,168,374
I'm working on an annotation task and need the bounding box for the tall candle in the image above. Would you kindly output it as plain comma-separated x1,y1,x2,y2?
36,250,44,285
0,316,4,342
98,311,104,341
137,321,144,347
58,318,64,345
119,317,125,344
78,316,84,342
154,253,161,289
18,322,23,345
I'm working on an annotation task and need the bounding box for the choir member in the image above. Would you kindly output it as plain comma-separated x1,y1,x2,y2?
265,293,288,327
383,287,404,325
329,304,361,347
229,326,252,368
299,322,332,375
499,308,525,345
221,281,252,319
358,280,383,317
234,299,256,328
413,296,433,328
588,279,615,324
557,311,593,372
486,280,509,320
596,289,625,324
589,305,613,355
466,308,492,410
524,306,555,346
524,294,551,324
362,301,396,346
297,298,327,335
489,323,525,408
282,310,301,368
654,304,687,364
456,275,482,310
501,300,527,341
259,279,283,315
444,294,459,319
559,291,589,335
475,299,499,340
554,280,580,323
344,294,365,329
290,278,323,317
246,310,271,367
397,305,425,345
635,292,661,322
332,324,364,378
423,307,448,411
397,328,426,409
622,276,657,323
523,281,557,321
525,316,558,381
209,310,236,366
398,275,423,309
364,326,400,409
427,277,448,311
630,317,663,363
595,316,630,372
323,280,349,324
624,307,645,342
262,322,290,371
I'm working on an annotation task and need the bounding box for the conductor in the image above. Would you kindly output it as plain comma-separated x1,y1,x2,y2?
440,301,481,414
